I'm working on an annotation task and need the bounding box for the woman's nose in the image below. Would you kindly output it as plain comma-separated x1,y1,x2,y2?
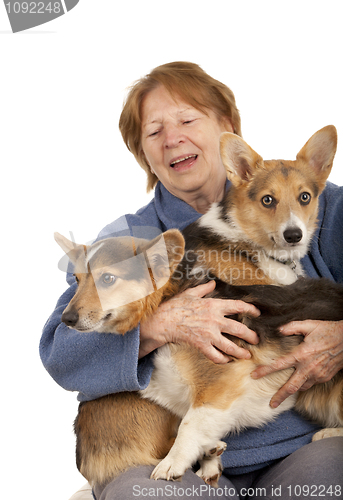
163,125,183,148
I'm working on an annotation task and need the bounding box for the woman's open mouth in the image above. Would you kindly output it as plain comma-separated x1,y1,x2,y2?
170,154,198,171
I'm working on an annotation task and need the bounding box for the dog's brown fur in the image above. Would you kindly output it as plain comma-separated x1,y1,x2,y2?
55,126,343,486
75,393,180,486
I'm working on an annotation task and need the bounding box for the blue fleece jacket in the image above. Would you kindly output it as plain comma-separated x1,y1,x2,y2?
40,180,343,474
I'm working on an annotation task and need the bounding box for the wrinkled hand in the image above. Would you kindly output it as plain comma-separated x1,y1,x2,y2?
251,320,343,408
140,280,260,363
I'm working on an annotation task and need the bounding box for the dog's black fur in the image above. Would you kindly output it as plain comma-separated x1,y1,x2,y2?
212,277,343,346
169,266,343,354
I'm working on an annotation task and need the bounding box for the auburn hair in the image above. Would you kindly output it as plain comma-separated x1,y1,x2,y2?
119,61,242,191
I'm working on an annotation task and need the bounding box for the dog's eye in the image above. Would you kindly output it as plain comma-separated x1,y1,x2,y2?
299,192,311,205
261,195,274,207
101,273,117,285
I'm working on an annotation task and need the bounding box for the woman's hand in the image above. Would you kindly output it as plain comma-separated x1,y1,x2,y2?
139,280,260,363
251,320,343,408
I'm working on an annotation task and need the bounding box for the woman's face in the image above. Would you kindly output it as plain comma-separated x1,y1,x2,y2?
140,85,233,210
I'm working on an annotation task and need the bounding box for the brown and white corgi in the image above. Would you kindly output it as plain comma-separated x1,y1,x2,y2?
55,125,343,487
180,125,337,287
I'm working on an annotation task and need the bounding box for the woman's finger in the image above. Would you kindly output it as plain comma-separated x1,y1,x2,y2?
221,299,261,319
181,282,261,319
200,344,233,364
280,320,319,336
180,280,217,297
221,317,259,345
269,370,311,408
251,353,296,379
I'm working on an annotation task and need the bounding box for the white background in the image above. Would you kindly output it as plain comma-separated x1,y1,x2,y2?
1,1,342,498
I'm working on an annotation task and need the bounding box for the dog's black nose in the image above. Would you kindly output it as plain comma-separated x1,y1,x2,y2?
62,309,79,327
283,228,303,244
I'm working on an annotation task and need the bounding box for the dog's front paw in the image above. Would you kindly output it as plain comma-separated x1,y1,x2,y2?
196,441,226,487
196,458,223,488
203,441,227,459
150,457,186,482
312,427,343,442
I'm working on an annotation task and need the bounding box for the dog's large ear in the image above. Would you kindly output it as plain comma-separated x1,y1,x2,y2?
54,232,85,265
161,229,185,273
142,229,185,284
220,133,264,186
296,125,337,185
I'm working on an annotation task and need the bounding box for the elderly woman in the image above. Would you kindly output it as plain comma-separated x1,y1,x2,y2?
41,62,343,500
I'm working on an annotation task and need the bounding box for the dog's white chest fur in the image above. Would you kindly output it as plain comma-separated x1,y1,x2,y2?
140,345,192,418
258,255,303,285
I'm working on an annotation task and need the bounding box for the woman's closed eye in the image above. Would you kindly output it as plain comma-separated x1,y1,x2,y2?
148,130,160,137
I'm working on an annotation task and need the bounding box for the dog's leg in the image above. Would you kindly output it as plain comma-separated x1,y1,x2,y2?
150,406,230,482
196,441,227,487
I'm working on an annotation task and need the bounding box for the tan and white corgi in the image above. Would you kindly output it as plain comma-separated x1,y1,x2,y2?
181,125,337,287
55,125,343,487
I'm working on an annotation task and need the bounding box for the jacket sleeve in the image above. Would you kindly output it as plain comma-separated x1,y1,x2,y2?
39,216,156,402
40,281,155,401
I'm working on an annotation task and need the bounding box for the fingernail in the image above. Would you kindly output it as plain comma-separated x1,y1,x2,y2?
251,371,258,379
270,401,279,408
